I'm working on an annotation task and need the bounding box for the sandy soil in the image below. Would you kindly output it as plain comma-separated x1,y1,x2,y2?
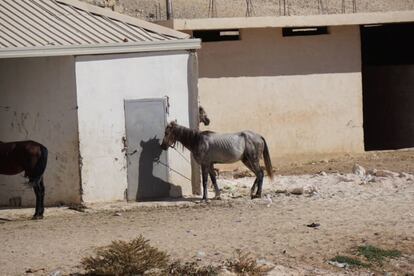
0,150,413,275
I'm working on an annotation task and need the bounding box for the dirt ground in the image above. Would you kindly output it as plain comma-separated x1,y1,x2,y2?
0,150,413,275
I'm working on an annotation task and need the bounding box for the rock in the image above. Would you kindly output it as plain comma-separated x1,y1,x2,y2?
288,187,303,195
49,270,62,276
233,170,253,179
257,258,273,266
196,251,206,258
303,184,317,196
265,194,273,207
374,170,395,177
328,260,349,269
319,171,327,176
218,170,233,179
219,268,237,275
361,174,375,185
353,164,366,178
398,172,408,178
338,175,354,182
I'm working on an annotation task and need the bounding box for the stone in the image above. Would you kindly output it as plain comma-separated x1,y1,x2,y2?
303,184,317,196
288,187,304,195
374,170,395,177
352,164,366,178
49,270,62,276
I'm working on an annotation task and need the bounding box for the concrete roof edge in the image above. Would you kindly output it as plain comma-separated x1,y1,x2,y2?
56,0,190,39
0,39,201,59
163,10,414,30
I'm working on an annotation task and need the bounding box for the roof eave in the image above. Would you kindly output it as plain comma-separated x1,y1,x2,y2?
0,39,201,59
162,10,414,30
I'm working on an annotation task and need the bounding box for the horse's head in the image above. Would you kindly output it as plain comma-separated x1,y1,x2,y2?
199,106,210,126
160,121,178,150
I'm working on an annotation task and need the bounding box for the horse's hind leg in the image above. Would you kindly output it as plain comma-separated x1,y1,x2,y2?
32,177,45,220
209,165,221,199
38,178,45,218
201,165,209,201
242,157,264,199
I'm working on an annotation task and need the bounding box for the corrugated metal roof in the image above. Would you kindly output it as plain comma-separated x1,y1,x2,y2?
0,0,199,58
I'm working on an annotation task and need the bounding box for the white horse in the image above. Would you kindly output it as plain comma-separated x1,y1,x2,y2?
160,122,273,201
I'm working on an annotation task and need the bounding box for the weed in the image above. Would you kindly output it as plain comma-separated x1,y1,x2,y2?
330,255,369,268
226,250,273,275
81,235,169,275
168,260,219,276
358,245,401,263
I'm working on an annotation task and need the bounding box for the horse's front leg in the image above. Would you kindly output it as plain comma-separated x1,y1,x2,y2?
209,165,221,200
201,165,209,202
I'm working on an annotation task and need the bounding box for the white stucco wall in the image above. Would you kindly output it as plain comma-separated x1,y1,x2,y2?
0,57,81,207
75,51,193,203
197,26,365,165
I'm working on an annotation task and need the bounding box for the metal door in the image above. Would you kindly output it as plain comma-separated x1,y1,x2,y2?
124,99,169,201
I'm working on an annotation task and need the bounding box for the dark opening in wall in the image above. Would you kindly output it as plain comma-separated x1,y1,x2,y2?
361,23,414,151
282,26,328,37
192,29,240,42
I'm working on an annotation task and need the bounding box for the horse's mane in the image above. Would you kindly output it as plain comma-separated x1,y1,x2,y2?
172,125,202,149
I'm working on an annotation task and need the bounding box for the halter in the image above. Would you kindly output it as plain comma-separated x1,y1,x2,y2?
170,140,177,149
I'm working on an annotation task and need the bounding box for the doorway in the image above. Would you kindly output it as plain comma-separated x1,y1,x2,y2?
361,23,414,150
124,98,170,200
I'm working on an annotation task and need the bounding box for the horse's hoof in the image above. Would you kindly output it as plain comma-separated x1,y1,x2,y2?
32,215,43,220
214,196,221,200
251,195,261,199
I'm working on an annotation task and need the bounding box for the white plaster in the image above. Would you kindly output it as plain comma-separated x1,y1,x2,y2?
197,26,365,163
75,51,193,203
0,56,81,207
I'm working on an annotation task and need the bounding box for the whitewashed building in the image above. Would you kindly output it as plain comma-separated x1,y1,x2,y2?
160,11,414,166
0,0,201,207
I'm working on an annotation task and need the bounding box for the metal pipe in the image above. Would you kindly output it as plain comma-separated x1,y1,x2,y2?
166,0,173,19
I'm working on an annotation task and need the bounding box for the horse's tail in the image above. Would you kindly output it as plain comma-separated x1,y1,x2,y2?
261,137,274,180
29,145,48,185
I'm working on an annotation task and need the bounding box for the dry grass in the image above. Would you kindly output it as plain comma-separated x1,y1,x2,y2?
81,236,274,275
168,260,220,276
226,250,273,275
81,235,169,275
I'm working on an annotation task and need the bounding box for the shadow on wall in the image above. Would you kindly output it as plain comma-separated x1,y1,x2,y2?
197,26,361,78
137,137,182,200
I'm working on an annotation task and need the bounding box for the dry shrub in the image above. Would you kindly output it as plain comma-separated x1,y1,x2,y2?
81,235,169,275
168,260,219,276
226,250,273,275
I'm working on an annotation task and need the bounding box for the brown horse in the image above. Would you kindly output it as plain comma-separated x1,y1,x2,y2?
199,106,210,126
0,140,48,219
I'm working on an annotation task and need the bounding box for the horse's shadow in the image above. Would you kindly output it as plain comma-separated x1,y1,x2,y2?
137,137,182,201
